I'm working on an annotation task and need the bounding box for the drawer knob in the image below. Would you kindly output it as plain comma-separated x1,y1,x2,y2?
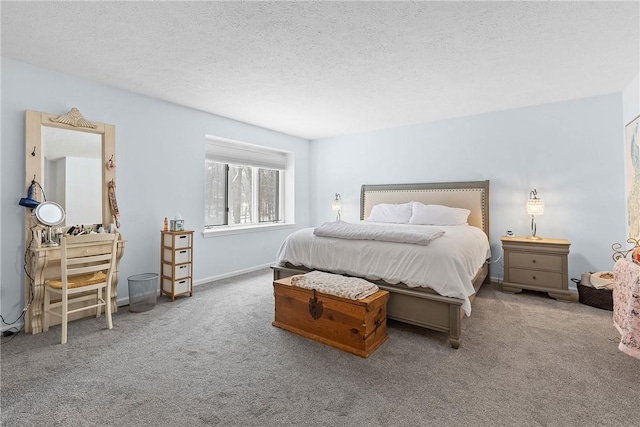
532,259,536,263
532,276,537,280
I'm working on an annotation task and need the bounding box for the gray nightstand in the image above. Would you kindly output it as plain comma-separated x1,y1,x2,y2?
501,236,577,301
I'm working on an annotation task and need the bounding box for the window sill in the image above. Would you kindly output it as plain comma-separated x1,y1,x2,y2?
202,222,296,238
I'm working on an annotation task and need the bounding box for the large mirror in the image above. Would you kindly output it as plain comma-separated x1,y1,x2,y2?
25,108,116,236
42,126,102,225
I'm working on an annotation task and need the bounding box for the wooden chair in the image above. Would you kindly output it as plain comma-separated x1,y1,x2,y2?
43,233,118,344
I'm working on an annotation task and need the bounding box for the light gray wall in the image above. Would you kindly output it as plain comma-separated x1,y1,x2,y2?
623,73,639,126
622,72,640,239
2,57,635,330
310,94,627,284
1,58,311,327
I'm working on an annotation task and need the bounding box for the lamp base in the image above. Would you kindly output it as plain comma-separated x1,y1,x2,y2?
526,235,542,240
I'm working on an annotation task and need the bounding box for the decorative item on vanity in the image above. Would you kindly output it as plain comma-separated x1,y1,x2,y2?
34,201,66,247
526,189,544,240
332,193,342,221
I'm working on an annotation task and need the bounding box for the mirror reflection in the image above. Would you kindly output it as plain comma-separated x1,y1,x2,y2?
42,126,102,226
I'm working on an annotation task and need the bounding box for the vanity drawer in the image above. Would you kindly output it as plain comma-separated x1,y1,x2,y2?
508,268,563,289
163,248,191,264
162,277,191,295
164,232,191,249
162,263,191,280
508,252,562,272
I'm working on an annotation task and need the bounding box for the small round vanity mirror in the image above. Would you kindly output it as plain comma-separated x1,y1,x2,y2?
34,202,65,247
35,201,65,226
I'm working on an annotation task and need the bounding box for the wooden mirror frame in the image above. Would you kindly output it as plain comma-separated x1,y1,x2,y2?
23,109,122,335
24,108,116,232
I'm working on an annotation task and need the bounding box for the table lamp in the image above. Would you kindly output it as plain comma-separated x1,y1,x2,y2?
526,189,544,240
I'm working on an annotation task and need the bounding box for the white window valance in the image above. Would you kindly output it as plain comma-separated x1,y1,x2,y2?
205,135,288,170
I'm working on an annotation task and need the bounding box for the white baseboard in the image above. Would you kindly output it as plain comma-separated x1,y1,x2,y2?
489,275,503,285
116,262,274,307
193,262,273,286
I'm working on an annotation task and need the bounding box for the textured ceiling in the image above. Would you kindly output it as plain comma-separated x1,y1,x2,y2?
2,1,639,140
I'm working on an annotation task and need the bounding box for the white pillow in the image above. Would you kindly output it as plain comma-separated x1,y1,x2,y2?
365,202,412,224
409,202,470,226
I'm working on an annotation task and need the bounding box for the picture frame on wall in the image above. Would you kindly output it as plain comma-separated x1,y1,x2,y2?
625,114,640,239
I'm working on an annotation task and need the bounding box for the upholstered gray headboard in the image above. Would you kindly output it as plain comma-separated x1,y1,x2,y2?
360,180,490,238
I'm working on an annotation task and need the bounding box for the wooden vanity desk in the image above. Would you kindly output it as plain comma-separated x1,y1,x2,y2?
23,108,124,334
25,234,126,334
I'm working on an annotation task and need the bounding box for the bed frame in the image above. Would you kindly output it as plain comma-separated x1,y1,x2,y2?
272,180,490,348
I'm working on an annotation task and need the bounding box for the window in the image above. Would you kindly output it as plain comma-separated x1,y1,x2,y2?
204,136,293,233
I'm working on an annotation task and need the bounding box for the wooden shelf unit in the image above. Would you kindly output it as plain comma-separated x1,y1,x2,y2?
160,230,194,301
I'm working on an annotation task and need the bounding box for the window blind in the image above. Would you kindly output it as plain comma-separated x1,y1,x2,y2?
205,136,287,170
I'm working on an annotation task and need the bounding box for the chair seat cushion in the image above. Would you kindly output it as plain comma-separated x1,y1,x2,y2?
46,272,107,289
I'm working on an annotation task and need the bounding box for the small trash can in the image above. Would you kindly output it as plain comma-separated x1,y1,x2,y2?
127,273,158,312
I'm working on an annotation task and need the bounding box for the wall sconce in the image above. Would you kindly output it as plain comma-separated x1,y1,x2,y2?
526,189,544,240
331,193,342,221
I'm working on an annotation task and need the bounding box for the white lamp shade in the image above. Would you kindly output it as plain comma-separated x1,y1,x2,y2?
331,199,342,211
526,198,544,216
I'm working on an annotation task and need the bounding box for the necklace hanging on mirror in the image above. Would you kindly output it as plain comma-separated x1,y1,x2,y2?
108,179,120,229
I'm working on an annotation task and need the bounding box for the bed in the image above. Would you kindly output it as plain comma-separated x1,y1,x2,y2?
272,180,490,348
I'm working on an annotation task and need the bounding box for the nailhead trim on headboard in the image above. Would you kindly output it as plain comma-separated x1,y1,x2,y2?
360,182,490,238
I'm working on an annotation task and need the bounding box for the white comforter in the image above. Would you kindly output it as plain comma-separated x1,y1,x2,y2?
313,220,445,245
276,223,491,315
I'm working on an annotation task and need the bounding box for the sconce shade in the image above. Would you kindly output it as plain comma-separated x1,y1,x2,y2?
526,198,544,216
331,193,342,221
19,182,40,209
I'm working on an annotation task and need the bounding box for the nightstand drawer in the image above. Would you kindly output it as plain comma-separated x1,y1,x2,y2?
508,268,563,289
508,252,562,272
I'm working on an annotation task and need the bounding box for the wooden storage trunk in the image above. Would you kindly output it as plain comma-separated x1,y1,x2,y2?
272,277,389,358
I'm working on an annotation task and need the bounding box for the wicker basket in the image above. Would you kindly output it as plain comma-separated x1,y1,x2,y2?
576,282,613,311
